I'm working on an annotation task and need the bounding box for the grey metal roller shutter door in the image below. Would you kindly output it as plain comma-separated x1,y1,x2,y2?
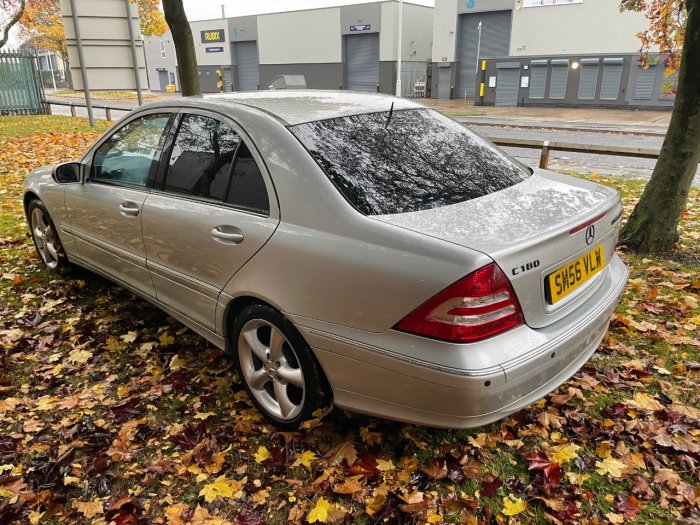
495,66,519,106
577,59,599,100
633,65,656,99
346,33,379,92
529,61,547,99
600,58,623,100
549,61,569,99
235,41,259,92
456,11,511,100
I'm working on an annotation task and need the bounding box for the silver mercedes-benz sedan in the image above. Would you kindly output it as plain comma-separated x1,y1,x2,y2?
23,91,628,429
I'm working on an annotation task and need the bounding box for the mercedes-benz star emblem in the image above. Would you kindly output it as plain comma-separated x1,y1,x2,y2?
585,225,596,245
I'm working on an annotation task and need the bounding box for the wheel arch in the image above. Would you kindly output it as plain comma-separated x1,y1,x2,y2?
23,191,41,220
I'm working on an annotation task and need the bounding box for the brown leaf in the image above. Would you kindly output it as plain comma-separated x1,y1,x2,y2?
74,500,103,519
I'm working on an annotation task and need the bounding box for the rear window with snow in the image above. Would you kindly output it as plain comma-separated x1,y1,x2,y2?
290,108,530,216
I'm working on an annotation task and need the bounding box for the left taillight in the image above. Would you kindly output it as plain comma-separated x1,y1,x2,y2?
394,263,524,343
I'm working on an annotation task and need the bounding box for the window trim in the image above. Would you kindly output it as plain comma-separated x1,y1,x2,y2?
82,108,178,191
154,108,274,218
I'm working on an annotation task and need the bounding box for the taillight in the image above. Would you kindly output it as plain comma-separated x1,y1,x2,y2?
394,263,524,343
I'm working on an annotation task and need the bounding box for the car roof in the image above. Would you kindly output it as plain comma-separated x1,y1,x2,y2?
195,90,424,126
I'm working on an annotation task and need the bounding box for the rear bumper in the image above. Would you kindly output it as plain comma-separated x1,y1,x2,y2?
294,255,628,428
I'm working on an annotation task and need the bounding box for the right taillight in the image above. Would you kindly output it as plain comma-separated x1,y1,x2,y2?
394,263,524,343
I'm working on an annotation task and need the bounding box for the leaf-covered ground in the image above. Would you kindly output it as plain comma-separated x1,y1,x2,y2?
0,116,699,525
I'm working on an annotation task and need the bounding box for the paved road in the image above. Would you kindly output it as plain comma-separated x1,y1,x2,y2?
468,124,700,188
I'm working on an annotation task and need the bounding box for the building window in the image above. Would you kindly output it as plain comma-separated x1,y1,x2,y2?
160,41,166,59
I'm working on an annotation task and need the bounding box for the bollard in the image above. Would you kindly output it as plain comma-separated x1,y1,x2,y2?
46,103,52,115
217,69,224,93
105,107,112,122
539,141,550,169
70,104,76,117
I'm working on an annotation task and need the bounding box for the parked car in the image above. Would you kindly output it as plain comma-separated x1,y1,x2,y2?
24,91,628,429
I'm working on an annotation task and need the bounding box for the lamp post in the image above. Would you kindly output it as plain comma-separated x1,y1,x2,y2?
395,0,403,97
472,21,482,100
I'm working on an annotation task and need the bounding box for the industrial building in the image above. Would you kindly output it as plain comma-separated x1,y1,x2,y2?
431,0,674,108
144,1,434,95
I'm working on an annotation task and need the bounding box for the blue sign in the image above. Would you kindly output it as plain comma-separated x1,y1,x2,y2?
350,24,371,32
206,47,224,53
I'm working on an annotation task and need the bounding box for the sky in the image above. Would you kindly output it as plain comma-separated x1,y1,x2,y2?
183,0,434,22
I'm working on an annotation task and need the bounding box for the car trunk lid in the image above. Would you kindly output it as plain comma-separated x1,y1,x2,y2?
374,170,623,329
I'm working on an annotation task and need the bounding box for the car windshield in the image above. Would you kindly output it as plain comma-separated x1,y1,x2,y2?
290,108,531,216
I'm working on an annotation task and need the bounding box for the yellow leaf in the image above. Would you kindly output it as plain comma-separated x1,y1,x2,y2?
194,412,216,420
308,497,331,523
120,331,138,343
502,495,527,516
427,510,443,523
359,427,382,445
549,443,581,465
254,446,271,463
169,354,187,371
291,450,317,471
627,392,663,411
595,457,629,479
198,475,241,503
68,348,92,364
160,333,176,346
377,459,395,471
63,475,83,487
605,512,625,524
74,500,103,518
365,493,386,516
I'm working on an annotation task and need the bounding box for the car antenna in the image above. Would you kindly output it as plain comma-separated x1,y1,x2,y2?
384,101,395,130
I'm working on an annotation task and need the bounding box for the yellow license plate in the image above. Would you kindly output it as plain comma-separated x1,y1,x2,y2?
547,245,605,304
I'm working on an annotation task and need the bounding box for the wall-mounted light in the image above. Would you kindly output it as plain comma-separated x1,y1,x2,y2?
571,61,580,70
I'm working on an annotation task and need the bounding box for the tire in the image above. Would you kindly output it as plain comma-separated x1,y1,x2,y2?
231,304,329,430
28,199,68,272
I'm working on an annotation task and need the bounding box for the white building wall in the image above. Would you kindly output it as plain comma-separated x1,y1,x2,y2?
380,2,433,62
510,0,649,55
431,0,458,63
190,19,231,66
257,8,342,64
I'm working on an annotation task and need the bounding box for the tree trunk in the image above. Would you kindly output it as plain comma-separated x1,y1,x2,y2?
161,0,200,96
0,0,26,49
620,0,700,253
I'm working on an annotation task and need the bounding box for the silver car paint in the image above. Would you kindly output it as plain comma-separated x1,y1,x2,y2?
23,91,628,428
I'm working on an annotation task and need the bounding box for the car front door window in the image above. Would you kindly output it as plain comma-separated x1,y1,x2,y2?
92,113,171,187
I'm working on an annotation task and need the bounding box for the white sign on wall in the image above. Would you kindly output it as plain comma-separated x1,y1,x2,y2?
523,0,583,7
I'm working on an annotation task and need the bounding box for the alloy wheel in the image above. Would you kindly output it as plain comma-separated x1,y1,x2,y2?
237,319,306,421
31,207,60,270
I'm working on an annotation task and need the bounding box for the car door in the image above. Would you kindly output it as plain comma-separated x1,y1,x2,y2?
141,110,279,331
65,110,175,298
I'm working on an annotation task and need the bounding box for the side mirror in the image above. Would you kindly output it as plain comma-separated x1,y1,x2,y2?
53,162,81,184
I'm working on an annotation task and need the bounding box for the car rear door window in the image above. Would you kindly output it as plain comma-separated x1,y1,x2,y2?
226,141,269,214
290,108,531,215
164,114,240,200
163,114,269,214
92,113,171,187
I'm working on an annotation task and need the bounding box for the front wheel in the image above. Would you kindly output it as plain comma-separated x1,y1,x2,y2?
28,199,67,272
232,305,329,429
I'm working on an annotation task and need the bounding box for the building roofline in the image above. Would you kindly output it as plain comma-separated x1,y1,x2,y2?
188,1,433,24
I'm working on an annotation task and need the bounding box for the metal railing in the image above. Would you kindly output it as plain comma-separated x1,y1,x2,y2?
486,137,666,169
45,99,131,121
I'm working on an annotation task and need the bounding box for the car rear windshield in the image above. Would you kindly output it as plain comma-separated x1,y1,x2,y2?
290,108,531,215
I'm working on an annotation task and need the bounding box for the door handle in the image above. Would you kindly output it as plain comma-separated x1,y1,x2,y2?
211,227,244,244
119,201,140,217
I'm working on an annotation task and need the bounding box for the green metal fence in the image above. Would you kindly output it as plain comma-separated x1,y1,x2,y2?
0,49,46,115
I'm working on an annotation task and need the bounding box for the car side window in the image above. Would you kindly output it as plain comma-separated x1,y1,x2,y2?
163,113,269,214
92,113,171,187
226,141,269,214
164,114,240,201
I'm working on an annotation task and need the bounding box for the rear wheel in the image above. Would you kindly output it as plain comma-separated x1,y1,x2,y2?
232,304,329,429
28,200,67,272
